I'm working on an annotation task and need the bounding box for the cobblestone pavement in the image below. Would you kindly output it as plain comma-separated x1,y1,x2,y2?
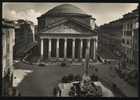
14,62,84,96
89,63,138,97
13,61,138,97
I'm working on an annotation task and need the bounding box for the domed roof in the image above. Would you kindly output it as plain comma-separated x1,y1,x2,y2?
45,4,87,16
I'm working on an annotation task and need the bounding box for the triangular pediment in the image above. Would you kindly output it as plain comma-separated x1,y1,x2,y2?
41,20,96,35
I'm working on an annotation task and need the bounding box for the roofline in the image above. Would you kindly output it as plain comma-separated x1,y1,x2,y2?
37,13,92,19
39,18,97,34
2,19,19,28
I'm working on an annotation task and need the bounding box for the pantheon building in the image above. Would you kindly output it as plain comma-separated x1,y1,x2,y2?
37,4,98,62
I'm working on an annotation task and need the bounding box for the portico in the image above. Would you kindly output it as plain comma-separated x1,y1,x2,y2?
40,35,98,61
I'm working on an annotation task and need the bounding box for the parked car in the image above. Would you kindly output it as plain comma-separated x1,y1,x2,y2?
97,56,102,63
104,60,111,64
38,63,46,67
60,62,67,67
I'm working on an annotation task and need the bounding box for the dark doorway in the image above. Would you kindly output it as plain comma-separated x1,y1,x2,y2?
59,39,64,58
51,39,56,57
44,39,49,59
67,39,72,58
75,39,80,59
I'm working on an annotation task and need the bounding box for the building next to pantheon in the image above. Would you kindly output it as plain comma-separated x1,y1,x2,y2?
2,19,17,96
37,4,98,62
13,19,36,60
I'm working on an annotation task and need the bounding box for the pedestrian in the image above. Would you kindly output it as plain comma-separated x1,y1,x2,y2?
95,68,98,72
8,87,13,96
92,65,95,70
13,87,19,96
58,87,61,96
18,92,21,96
53,87,57,96
112,83,117,92
53,86,60,96
95,75,98,81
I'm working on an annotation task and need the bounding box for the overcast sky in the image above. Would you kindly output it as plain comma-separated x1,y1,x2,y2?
2,3,138,26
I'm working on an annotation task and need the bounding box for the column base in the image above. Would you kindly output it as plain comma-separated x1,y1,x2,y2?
72,58,75,61
80,57,83,61
57,57,60,61
40,56,44,60
92,58,97,62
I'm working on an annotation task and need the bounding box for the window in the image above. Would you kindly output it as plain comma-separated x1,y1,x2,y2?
123,23,127,31
123,31,125,36
126,23,133,31
127,24,129,30
126,31,132,36
122,39,125,44
130,23,133,30
126,40,129,45
45,19,47,27
136,22,139,29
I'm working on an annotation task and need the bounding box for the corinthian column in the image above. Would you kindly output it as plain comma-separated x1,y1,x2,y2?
41,39,44,58
48,38,51,58
64,38,67,59
72,38,75,59
80,39,83,59
56,38,59,58
93,39,96,60
87,39,91,59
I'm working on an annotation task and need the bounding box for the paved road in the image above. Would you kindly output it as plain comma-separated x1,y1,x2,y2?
13,61,138,97
14,62,84,96
89,63,138,97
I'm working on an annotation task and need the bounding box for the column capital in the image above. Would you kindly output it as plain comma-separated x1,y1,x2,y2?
56,38,60,40
48,38,51,40
88,39,90,44
87,39,90,42
41,38,43,41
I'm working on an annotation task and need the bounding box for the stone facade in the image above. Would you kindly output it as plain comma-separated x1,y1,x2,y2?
98,19,123,59
13,19,35,59
2,19,16,96
121,7,139,69
37,4,98,62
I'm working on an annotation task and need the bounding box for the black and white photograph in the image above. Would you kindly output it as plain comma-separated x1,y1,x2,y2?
1,2,139,97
